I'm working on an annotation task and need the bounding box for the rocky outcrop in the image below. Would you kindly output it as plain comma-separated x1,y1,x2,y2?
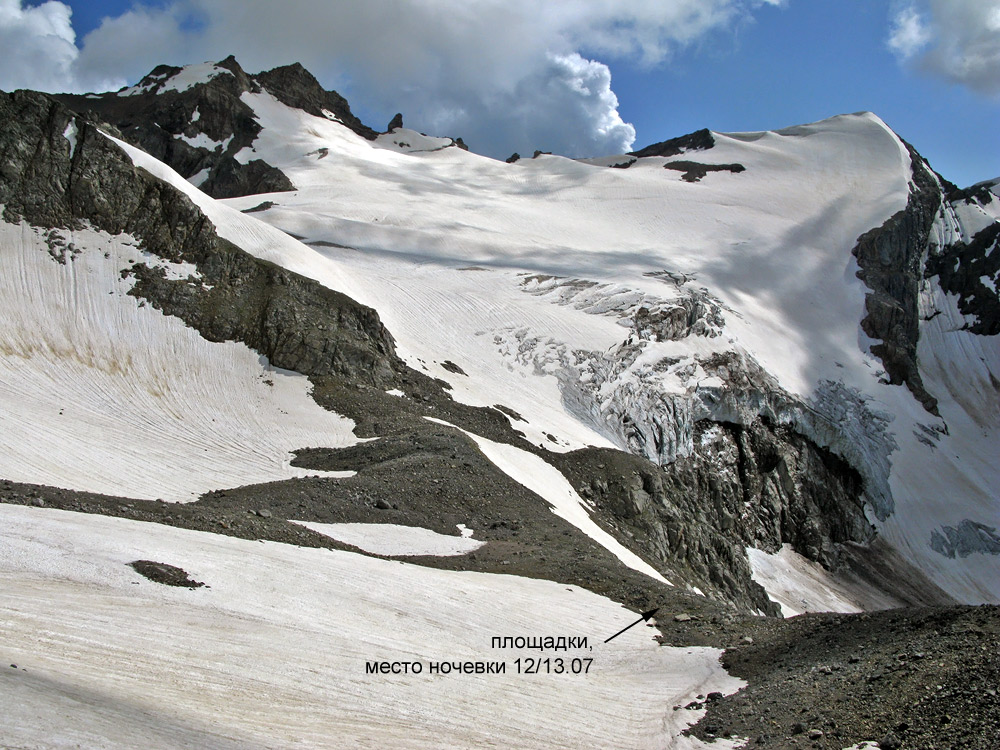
851,143,943,415
925,221,1000,335
0,89,402,385
663,160,745,182
630,127,715,158
254,61,378,141
386,112,403,132
53,56,378,200
55,57,293,199
552,415,871,613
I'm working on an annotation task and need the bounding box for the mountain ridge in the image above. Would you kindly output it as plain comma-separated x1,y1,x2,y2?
1,56,998,749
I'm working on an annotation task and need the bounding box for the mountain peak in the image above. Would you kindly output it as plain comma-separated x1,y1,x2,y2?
253,62,377,141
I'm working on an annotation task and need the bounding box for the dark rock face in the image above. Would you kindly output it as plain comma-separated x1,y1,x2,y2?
946,180,997,206
254,62,378,141
0,88,402,385
852,143,943,415
925,221,1000,335
553,415,873,613
129,250,400,384
630,128,715,158
386,112,403,132
54,57,292,199
506,153,520,163
53,56,377,200
207,156,294,199
663,160,745,182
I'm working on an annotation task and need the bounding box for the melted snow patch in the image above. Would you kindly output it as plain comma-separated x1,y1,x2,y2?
293,521,485,557
0,505,742,750
177,132,232,151
160,62,233,94
426,417,671,586
375,127,455,153
747,545,863,617
62,120,78,158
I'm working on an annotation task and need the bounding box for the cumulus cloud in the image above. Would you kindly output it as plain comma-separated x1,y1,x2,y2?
0,0,128,92
0,0,81,91
889,0,1000,95
888,6,932,60
3,0,783,157
421,52,637,159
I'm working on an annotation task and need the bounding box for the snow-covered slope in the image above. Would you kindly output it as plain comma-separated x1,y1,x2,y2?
0,218,359,501
192,81,999,607
0,504,741,750
3,60,998,616
225,97,912,452
5,61,1000,750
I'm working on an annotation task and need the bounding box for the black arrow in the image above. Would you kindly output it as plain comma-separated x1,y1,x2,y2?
604,607,659,644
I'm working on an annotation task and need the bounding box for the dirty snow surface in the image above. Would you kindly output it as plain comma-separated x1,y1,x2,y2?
0,505,743,750
0,219,360,501
747,545,865,617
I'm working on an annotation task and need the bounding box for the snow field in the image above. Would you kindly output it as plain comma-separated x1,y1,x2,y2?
291,521,485,557
102,86,1000,605
0,505,743,750
216,98,1000,607
228,103,911,404
747,545,865,617
0,219,360,501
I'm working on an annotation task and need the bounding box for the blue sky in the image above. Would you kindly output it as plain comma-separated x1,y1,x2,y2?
3,0,998,186
608,1,999,187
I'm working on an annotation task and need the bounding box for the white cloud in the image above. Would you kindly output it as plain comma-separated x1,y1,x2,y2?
3,0,784,156
888,6,931,60
428,52,637,158
889,0,1000,94
0,0,125,92
0,0,80,91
